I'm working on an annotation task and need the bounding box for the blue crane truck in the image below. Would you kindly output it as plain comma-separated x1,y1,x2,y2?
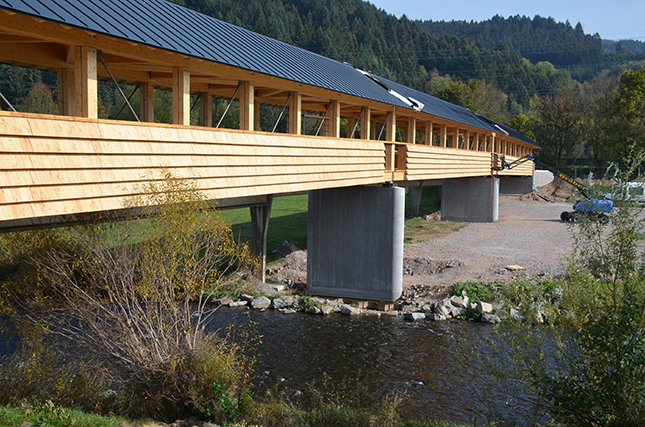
495,155,613,223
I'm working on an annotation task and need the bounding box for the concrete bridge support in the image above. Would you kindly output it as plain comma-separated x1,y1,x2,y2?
250,196,273,283
500,176,533,195
307,185,404,302
441,176,499,222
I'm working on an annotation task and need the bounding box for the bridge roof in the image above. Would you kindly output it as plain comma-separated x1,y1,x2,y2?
0,0,537,146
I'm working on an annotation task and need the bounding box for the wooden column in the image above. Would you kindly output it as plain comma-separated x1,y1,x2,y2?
57,68,74,116
329,100,340,138
239,81,254,131
451,128,459,148
385,108,396,142
199,92,213,127
406,117,416,143
465,130,471,150
288,92,301,135
254,99,261,131
347,117,355,138
173,67,190,126
140,82,155,123
440,124,447,147
360,107,371,140
74,46,97,119
385,108,397,172
425,122,433,145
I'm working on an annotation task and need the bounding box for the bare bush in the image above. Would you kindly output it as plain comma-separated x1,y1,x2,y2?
0,173,257,422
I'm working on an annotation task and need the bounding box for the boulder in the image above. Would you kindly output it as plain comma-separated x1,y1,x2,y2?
435,298,453,316
404,312,426,321
272,295,296,310
480,313,501,324
340,304,360,316
228,300,248,307
320,305,334,315
427,313,446,321
450,295,468,308
450,307,466,318
476,302,493,314
251,296,271,309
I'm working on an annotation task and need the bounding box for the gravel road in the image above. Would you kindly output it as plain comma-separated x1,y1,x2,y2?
403,196,576,291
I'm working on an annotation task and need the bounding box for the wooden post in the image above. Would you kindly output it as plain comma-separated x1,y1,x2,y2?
140,82,155,123
440,124,447,147
288,92,301,135
406,116,416,143
451,128,459,148
74,46,97,119
199,92,213,127
254,99,261,131
425,122,433,145
239,81,254,131
57,68,74,116
329,100,340,138
173,67,190,126
465,130,471,150
360,107,371,140
385,108,396,142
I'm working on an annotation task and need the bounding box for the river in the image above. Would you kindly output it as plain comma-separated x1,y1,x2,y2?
208,307,497,425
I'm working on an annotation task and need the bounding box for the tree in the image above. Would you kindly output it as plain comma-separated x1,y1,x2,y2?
17,81,57,114
531,88,586,167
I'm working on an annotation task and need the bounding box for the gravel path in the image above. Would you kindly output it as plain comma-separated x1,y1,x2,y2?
403,196,576,291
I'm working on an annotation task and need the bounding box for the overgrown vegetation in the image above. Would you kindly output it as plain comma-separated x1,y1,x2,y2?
457,150,645,426
0,174,258,423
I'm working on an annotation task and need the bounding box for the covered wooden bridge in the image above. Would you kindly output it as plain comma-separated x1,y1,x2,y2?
0,0,537,300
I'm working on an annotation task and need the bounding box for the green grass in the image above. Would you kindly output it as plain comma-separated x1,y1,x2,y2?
222,194,309,256
0,403,137,427
221,188,466,257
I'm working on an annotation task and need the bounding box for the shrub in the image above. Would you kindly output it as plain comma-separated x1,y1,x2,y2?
458,149,645,426
0,173,257,422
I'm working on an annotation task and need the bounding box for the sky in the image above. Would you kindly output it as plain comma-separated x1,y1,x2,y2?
367,0,644,41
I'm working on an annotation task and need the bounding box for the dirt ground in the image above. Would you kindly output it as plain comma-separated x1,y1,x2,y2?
268,181,584,301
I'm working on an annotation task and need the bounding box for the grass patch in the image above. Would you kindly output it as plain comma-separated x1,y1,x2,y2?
404,217,466,243
0,403,136,427
222,194,308,256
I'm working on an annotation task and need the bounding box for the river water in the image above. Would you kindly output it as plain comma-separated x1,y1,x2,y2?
208,307,495,424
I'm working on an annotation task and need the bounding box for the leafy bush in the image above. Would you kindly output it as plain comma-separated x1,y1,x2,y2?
458,150,645,426
0,173,257,422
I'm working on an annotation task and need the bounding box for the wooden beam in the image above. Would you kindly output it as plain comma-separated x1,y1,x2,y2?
200,92,213,127
57,67,74,116
328,100,340,138
385,108,396,142
254,99,261,131
172,67,190,126
74,46,97,119
239,81,254,131
288,92,301,135
464,130,471,150
360,107,371,140
140,82,154,123
440,124,447,148
425,121,433,145
406,117,416,144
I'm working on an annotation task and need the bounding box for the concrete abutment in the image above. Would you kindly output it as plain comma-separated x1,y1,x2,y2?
307,185,404,302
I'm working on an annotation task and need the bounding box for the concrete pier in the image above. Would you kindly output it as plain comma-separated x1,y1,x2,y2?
441,176,499,222
307,185,404,302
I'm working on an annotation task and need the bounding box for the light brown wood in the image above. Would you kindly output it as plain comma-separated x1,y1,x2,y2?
239,81,254,131
172,68,190,126
74,46,97,119
140,82,155,123
406,117,416,144
288,92,301,135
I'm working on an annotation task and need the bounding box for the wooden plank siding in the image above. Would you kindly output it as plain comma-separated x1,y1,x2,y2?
0,112,385,223
404,144,533,180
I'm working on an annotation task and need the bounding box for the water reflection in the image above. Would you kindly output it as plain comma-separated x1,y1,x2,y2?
208,307,493,424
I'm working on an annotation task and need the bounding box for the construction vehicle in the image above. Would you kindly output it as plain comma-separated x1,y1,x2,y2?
494,154,613,223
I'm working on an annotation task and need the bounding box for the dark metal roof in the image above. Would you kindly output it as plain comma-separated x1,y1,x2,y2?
0,0,537,146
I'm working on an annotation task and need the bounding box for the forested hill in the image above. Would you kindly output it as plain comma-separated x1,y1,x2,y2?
417,15,601,67
416,15,645,79
172,0,584,111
